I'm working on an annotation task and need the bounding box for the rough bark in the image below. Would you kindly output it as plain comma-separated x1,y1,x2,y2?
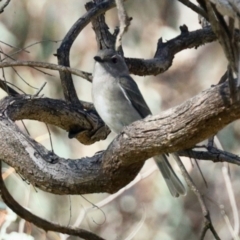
0,80,238,195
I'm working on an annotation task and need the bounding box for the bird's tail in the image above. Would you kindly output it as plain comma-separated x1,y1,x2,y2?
154,154,186,197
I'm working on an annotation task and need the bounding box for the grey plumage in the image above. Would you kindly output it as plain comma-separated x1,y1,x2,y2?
92,49,186,197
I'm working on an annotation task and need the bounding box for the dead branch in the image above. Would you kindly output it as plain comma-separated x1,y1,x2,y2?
0,80,239,195
0,162,105,240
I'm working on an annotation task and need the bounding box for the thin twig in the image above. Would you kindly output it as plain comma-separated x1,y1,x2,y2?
206,1,238,76
11,67,39,90
0,49,8,96
0,60,92,81
0,79,26,95
34,82,47,97
214,137,239,239
2,39,62,61
0,48,41,89
0,0,11,13
173,154,220,240
0,40,29,53
80,195,106,225
45,123,54,154
194,156,208,188
0,49,54,78
21,120,30,136
125,204,146,240
115,0,131,51
0,161,105,240
179,147,240,166
178,0,208,19
67,196,72,227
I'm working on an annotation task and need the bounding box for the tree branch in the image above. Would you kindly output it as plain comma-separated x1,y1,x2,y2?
0,28,239,80
0,60,92,81
179,147,240,165
125,26,233,76
0,80,240,195
174,155,221,240
0,162,105,240
56,0,126,105
2,95,109,145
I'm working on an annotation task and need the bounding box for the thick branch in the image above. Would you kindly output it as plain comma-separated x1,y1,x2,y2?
86,0,117,50
2,96,109,145
101,81,237,171
0,81,240,195
0,162,104,240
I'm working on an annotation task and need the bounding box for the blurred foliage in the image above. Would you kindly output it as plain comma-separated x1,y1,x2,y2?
0,0,239,240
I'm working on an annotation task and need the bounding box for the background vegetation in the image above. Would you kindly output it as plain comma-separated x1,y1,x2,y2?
0,0,237,239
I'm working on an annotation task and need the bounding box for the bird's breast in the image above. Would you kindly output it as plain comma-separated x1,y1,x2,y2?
92,74,141,133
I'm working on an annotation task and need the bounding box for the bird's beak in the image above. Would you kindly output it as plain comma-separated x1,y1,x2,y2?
94,56,103,62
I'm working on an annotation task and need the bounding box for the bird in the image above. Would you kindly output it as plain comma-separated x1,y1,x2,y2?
92,48,186,197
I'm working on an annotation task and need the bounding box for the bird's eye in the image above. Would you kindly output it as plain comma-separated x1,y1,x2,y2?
111,57,118,63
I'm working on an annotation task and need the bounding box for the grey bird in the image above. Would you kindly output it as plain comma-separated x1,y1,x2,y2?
92,48,186,197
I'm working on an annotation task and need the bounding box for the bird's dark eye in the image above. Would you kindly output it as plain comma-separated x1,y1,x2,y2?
111,57,118,63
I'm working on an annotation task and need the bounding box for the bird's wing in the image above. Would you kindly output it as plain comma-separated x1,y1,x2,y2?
118,75,152,118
